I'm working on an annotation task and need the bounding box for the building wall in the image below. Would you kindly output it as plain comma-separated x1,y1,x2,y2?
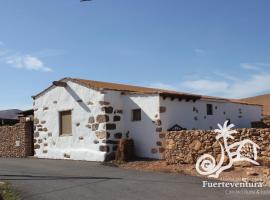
0,119,33,157
122,94,162,159
102,90,125,159
33,81,107,161
33,80,262,161
160,98,262,131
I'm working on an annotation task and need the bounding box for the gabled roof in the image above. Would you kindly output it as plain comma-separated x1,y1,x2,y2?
32,77,262,106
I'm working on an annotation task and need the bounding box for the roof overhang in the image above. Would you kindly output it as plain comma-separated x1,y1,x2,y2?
160,92,202,102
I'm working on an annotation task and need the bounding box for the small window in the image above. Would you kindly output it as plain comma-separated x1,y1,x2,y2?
206,104,213,115
132,109,141,121
59,110,72,135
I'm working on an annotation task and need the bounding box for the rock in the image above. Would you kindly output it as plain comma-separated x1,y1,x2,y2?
257,157,270,167
86,124,91,129
263,169,270,176
96,131,107,139
159,106,166,113
151,148,157,154
166,139,175,150
43,107,49,111
113,116,121,122
189,140,201,151
64,153,70,158
159,133,165,138
103,140,118,144
159,147,165,153
105,123,116,130
34,118,39,124
154,120,162,126
87,101,94,105
88,116,95,124
216,154,229,165
185,153,194,164
91,123,99,131
99,145,110,152
156,127,162,132
114,132,122,139
34,132,39,138
115,109,123,114
246,168,259,176
156,141,162,146
96,115,109,123
99,101,110,106
102,106,113,114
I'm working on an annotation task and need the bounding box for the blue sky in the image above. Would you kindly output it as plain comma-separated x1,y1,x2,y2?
0,0,270,110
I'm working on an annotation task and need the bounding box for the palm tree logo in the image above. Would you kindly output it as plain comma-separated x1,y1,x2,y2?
196,121,260,178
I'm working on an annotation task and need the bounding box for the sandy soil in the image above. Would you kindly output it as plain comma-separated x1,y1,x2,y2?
112,160,270,186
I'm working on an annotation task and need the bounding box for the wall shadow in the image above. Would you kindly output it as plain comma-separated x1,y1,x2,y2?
65,85,91,113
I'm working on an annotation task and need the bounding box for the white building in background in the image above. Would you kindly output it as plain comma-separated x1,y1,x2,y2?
32,78,262,161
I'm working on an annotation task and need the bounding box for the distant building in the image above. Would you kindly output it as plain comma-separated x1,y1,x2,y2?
32,78,262,161
0,109,21,126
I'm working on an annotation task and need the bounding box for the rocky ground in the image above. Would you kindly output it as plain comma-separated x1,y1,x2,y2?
112,160,270,187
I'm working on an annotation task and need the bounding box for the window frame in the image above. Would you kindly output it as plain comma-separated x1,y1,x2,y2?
131,109,141,121
59,110,73,136
206,104,213,115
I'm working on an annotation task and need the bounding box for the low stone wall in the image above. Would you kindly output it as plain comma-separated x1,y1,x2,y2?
0,119,33,157
165,128,270,166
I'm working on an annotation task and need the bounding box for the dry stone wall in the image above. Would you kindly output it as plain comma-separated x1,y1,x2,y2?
0,119,33,157
165,128,270,167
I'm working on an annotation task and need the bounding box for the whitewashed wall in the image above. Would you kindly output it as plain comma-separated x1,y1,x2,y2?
160,97,262,130
122,94,161,159
103,90,125,157
33,80,262,161
33,81,107,161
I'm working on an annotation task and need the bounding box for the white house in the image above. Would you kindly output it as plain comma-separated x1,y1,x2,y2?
32,78,262,161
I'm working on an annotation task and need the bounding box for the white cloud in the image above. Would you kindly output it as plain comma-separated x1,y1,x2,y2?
149,72,270,99
194,48,206,55
6,55,52,72
241,63,260,70
0,42,54,72
241,62,270,70
181,73,270,98
182,79,229,95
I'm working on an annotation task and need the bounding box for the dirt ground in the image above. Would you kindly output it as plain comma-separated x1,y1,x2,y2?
112,159,270,186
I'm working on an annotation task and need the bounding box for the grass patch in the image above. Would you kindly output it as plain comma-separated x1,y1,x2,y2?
0,182,20,200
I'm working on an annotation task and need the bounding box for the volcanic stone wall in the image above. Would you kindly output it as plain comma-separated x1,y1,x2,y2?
165,128,270,166
0,119,33,157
